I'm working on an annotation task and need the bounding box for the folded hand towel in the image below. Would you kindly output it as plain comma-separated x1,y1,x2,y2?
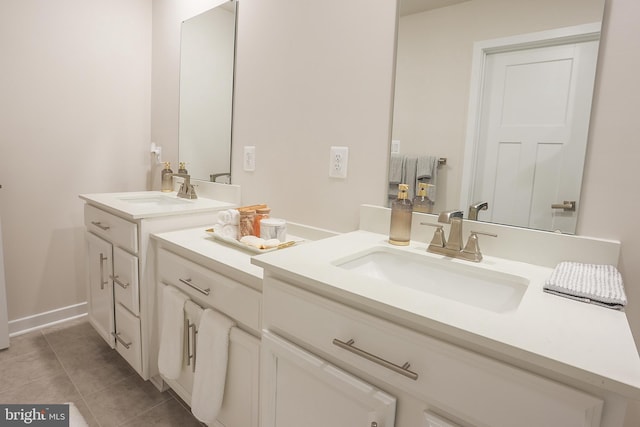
217,209,239,225
543,261,627,310
191,308,236,424
416,155,438,202
158,285,189,379
403,155,417,200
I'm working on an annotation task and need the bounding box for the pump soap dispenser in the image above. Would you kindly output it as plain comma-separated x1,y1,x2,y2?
389,183,413,246
413,183,434,213
161,162,173,192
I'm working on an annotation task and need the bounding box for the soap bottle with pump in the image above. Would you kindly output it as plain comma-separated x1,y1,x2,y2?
389,183,413,246
413,182,434,213
178,162,188,175
161,162,173,192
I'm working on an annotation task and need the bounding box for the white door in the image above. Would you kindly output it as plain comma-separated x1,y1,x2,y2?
261,330,396,427
472,40,598,233
86,231,115,348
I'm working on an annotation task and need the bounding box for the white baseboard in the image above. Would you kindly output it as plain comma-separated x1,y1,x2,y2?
9,302,88,336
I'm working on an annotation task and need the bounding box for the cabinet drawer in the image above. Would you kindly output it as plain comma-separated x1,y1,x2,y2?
85,204,138,254
112,247,139,315
157,248,261,333
114,303,142,375
264,278,604,427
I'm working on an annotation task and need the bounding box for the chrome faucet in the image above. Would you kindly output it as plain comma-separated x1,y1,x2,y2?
174,173,197,199
468,201,488,221
421,209,497,262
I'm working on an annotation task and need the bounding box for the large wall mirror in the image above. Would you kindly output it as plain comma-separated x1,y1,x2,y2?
179,0,237,183
391,0,605,233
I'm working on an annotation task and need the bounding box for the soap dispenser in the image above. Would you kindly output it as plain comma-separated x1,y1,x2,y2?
161,162,173,192
389,183,413,246
178,162,188,175
413,183,434,213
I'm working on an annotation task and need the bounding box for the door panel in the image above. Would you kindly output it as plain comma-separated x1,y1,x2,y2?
86,232,115,348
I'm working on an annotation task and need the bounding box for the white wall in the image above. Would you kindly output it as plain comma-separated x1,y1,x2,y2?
230,0,397,232
0,0,151,322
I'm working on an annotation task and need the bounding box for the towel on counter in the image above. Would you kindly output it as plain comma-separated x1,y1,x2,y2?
158,285,189,380
217,209,239,225
543,261,627,310
191,308,236,425
416,155,438,202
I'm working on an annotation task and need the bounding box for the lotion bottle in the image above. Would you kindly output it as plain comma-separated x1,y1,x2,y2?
389,183,412,246
413,183,434,213
161,162,173,192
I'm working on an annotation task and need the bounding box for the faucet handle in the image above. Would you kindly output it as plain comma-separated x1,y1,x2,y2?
420,222,446,248
462,230,497,262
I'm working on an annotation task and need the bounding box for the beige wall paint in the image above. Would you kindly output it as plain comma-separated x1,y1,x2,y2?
0,0,151,321
394,0,604,213
230,0,397,232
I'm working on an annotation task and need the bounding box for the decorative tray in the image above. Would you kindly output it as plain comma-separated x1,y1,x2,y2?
205,228,301,253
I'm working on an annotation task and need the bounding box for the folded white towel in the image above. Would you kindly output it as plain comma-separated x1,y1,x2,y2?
217,209,239,225
158,285,189,380
191,308,236,424
543,261,627,310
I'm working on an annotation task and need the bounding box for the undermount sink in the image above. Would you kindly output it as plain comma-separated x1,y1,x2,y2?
117,195,193,206
334,247,528,313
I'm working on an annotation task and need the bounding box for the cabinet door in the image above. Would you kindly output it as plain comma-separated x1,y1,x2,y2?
261,331,396,427
85,232,115,348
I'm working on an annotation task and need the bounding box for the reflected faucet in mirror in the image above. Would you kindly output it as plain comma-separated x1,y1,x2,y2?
210,172,231,183
468,201,488,221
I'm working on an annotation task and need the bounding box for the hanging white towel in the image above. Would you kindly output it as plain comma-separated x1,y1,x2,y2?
157,285,189,380
191,308,236,425
543,261,627,310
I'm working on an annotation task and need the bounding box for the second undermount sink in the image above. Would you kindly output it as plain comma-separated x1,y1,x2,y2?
117,194,193,206
334,247,528,313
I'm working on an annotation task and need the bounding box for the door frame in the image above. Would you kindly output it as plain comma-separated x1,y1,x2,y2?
459,22,601,214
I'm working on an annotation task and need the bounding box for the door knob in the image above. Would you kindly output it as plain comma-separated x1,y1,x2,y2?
551,201,576,212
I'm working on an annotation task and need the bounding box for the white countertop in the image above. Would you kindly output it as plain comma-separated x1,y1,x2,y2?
252,229,640,399
151,227,265,291
80,191,235,220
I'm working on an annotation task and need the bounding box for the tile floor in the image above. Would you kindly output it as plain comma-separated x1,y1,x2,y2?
0,316,204,426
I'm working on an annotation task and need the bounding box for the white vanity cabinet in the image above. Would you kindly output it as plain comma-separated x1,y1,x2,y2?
81,192,236,381
155,246,261,427
262,276,605,427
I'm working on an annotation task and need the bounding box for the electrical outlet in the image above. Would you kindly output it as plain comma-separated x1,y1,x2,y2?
329,146,348,178
391,140,400,154
244,146,256,171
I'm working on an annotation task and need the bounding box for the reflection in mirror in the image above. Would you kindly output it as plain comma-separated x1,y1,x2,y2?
179,1,237,183
390,0,605,233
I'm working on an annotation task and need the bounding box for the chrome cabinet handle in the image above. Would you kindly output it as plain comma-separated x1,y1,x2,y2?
179,278,210,296
184,319,198,372
99,253,108,290
551,201,576,211
333,338,419,380
110,275,130,289
111,332,132,349
191,323,197,373
91,221,110,231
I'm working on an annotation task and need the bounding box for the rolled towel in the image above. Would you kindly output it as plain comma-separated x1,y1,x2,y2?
217,209,239,225
158,285,189,379
219,224,239,240
543,261,627,310
191,309,236,424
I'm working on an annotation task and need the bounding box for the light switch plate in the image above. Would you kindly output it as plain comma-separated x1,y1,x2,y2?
329,146,348,178
244,146,256,171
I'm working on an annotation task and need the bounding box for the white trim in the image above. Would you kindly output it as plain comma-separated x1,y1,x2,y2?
459,22,601,211
8,302,88,336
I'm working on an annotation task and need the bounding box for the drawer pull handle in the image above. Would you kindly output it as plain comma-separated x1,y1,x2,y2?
99,253,108,290
179,278,210,296
184,319,199,373
91,221,110,231
111,332,132,349
110,275,130,289
332,338,419,381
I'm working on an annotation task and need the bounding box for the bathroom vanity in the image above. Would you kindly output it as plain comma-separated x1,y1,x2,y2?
252,206,640,427
80,190,237,381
